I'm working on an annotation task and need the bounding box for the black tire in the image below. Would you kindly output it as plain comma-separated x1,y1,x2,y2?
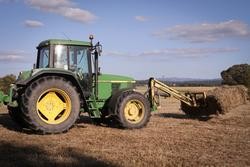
21,76,80,134
8,106,28,128
115,91,151,129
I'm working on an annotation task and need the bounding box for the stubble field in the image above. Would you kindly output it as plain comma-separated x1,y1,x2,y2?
0,86,249,167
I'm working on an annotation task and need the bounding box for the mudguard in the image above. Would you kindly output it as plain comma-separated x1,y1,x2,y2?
14,69,92,112
16,69,91,97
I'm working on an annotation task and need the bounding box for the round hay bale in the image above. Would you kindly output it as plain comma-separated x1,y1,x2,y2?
206,85,248,114
181,85,248,117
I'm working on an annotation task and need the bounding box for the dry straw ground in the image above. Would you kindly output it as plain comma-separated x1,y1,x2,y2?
0,86,249,167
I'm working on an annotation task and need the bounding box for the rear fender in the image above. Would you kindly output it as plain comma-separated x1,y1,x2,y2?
15,70,90,111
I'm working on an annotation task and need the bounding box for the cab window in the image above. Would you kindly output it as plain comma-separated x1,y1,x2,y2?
38,47,49,68
54,45,68,69
69,46,89,75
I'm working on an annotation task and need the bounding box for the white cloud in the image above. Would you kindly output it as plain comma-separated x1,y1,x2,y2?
26,0,97,24
103,51,129,57
0,51,25,62
139,48,239,58
135,16,149,22
24,19,44,28
153,20,250,42
104,47,239,59
0,0,18,2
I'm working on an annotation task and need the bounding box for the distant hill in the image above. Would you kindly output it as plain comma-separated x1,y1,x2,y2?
159,77,205,82
136,77,222,86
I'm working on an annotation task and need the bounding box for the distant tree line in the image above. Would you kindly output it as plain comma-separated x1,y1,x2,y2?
173,80,222,86
0,74,16,94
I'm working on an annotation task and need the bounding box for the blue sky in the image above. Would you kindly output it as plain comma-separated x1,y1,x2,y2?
0,0,249,79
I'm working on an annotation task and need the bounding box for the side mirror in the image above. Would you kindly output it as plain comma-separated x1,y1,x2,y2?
94,42,102,56
97,45,102,55
98,67,101,75
33,63,36,69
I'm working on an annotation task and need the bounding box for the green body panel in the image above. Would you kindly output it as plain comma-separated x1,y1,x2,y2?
38,39,91,48
0,84,17,106
0,91,9,105
87,74,135,118
97,74,135,100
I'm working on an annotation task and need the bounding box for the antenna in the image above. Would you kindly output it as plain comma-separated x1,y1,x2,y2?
62,32,71,40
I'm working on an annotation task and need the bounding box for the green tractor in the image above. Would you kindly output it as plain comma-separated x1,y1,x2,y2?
0,36,207,134
0,36,153,133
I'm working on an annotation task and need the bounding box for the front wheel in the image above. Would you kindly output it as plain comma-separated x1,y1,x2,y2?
115,91,151,129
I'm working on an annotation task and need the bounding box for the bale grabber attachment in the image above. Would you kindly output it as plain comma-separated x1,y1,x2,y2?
147,78,249,116
147,78,207,112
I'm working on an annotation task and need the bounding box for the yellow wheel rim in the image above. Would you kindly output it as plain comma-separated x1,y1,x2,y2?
124,100,145,124
36,88,71,125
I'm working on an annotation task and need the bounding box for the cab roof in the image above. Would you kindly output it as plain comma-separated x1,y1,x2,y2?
38,39,91,48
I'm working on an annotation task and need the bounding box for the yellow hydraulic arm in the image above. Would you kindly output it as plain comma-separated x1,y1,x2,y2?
148,78,206,110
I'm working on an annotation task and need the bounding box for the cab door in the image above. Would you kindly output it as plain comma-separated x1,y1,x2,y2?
69,46,92,92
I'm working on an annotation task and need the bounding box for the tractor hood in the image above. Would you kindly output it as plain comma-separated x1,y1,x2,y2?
97,74,136,99
98,74,136,83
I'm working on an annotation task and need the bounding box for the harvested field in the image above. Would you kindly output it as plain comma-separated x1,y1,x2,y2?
0,86,250,167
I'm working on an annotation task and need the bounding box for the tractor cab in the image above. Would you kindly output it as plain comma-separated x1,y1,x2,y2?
35,37,102,94
36,39,93,76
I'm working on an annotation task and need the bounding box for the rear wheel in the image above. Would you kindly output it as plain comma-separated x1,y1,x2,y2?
21,76,80,134
115,91,151,129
